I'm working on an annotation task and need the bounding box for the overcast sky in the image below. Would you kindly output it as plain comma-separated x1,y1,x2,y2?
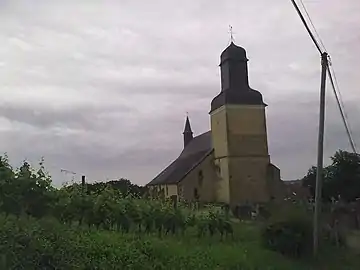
0,0,359,187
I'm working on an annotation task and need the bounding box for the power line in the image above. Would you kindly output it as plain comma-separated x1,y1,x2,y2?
290,0,322,54
328,58,357,152
290,0,357,154
326,66,357,153
289,0,357,257
298,0,327,52
328,58,351,129
290,0,326,256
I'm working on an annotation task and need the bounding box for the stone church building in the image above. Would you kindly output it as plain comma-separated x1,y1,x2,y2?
147,42,287,206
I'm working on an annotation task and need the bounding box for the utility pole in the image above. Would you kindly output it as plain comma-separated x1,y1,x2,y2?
289,0,328,256
81,175,86,196
291,0,357,256
313,52,328,256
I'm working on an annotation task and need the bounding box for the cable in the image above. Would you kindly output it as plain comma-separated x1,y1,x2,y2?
326,66,357,153
291,0,358,257
328,58,348,123
299,0,327,52
290,0,357,154
290,0,323,54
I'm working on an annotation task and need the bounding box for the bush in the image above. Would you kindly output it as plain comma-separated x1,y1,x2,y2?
0,214,301,270
261,203,313,258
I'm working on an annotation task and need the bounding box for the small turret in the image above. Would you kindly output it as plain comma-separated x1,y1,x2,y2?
183,115,193,148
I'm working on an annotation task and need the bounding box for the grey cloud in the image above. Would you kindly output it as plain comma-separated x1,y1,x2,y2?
0,103,137,130
267,94,360,179
0,0,359,186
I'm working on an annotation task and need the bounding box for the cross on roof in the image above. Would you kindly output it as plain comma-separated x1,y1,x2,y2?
229,25,235,43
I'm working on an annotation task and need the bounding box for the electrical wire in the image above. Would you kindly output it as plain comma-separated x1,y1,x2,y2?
328,58,348,126
326,65,357,153
298,0,327,52
290,0,323,54
290,0,357,154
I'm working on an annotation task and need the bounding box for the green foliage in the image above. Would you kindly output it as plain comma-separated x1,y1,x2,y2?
0,156,54,218
1,214,358,270
83,178,147,198
0,214,310,270
1,154,359,269
261,203,313,258
302,150,360,202
0,155,233,239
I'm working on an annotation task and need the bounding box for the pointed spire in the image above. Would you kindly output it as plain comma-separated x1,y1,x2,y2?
184,114,192,133
183,113,193,148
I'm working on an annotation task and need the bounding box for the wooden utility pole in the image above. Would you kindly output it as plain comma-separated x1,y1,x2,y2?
291,0,357,256
313,52,328,255
289,0,328,256
81,175,86,196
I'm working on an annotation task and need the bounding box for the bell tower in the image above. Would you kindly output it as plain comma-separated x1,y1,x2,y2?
210,42,271,205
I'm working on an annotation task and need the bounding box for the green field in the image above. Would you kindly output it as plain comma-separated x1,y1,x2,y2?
0,214,358,270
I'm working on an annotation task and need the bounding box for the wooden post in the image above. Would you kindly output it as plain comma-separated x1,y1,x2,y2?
313,52,328,256
79,175,86,226
81,175,86,196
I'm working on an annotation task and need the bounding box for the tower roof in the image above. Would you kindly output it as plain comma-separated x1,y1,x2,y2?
183,116,192,134
220,42,247,64
210,88,266,112
210,42,266,113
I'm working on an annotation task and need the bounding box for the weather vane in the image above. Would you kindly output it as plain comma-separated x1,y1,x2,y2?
229,25,235,43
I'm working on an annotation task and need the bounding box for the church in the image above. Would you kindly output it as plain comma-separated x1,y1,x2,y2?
147,41,287,206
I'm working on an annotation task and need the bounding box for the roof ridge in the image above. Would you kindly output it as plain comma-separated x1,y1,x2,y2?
175,149,214,184
147,130,213,186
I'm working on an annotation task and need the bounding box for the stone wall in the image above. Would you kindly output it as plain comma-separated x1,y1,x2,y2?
178,152,218,203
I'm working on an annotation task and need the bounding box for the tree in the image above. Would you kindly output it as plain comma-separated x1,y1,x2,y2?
302,150,360,202
0,156,54,218
83,178,147,198
0,154,18,216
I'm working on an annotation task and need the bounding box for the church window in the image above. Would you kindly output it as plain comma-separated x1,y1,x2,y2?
166,185,168,196
198,170,204,187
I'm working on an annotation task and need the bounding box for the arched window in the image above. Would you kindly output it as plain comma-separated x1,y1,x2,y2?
198,170,204,187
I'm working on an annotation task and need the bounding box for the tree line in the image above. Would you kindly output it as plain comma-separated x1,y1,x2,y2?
0,154,233,239
302,150,360,203
1,149,359,211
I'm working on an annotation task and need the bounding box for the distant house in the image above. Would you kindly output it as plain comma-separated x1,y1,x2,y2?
147,42,287,206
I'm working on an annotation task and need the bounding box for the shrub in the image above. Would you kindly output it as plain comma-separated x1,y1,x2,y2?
0,214,301,270
261,203,313,258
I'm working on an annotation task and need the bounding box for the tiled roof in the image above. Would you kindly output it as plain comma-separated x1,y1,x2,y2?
147,131,212,185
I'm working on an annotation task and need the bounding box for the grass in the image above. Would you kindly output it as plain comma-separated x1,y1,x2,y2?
0,214,358,270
